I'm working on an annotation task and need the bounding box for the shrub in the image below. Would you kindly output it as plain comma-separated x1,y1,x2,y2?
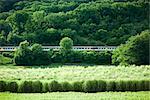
19,81,32,93
136,80,144,91
43,82,49,93
106,81,116,91
31,44,50,65
14,41,33,66
126,80,136,91
97,80,106,92
61,82,73,92
96,51,112,65
48,81,62,92
0,54,12,65
83,80,99,93
0,81,6,92
143,80,150,91
72,81,83,92
6,82,18,92
115,81,125,91
32,81,43,93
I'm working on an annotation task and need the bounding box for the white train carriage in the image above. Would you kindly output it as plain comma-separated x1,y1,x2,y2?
0,46,117,52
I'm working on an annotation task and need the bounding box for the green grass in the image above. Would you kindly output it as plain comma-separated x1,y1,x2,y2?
0,92,149,100
0,65,149,82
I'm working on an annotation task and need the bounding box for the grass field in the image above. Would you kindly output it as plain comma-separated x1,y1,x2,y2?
0,92,149,100
0,65,149,82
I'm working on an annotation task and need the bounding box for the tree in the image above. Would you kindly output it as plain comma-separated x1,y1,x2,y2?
31,43,50,65
6,11,29,33
61,28,76,39
59,37,73,52
112,30,150,65
7,32,22,45
14,40,32,66
59,37,74,63
0,34,6,45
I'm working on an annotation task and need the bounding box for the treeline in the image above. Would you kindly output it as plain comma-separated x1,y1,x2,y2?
0,30,149,66
0,0,149,46
0,79,150,93
14,38,112,65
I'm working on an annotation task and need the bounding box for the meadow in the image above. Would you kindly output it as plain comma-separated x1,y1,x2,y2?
0,65,149,82
0,65,149,93
0,92,149,100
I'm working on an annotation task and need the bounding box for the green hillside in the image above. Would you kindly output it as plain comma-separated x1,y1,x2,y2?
0,0,149,46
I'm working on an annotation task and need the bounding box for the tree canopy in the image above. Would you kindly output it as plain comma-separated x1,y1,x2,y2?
0,0,148,46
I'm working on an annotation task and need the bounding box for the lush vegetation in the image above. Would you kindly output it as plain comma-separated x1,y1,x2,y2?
13,38,112,65
0,0,149,46
0,65,149,81
0,54,12,65
112,30,150,65
0,79,150,93
12,29,149,66
0,92,149,100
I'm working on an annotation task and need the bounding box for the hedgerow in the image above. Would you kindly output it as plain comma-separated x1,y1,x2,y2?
0,80,149,93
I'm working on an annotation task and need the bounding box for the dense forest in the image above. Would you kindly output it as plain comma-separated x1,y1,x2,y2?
0,0,149,46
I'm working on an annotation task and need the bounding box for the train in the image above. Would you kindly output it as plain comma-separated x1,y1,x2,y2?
0,46,117,52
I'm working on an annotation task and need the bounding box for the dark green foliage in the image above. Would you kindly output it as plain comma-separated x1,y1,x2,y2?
32,81,43,93
31,44,50,65
0,54,12,65
43,83,49,93
143,80,150,91
0,80,149,93
106,81,116,91
61,82,73,92
14,41,32,66
97,80,106,92
112,30,150,65
48,81,62,92
0,0,148,46
14,41,52,66
72,81,83,92
60,37,73,52
83,80,99,93
19,81,32,93
0,81,6,92
6,82,18,93
115,81,125,91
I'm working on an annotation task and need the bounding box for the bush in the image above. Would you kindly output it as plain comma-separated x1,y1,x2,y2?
48,81,62,92
61,82,73,92
96,51,112,65
72,81,83,92
31,44,50,65
83,80,99,93
106,81,116,91
6,82,18,92
0,80,150,93
0,54,12,65
32,81,43,93
143,80,150,91
97,80,106,92
43,82,49,93
0,81,6,92
19,81,33,93
115,81,125,91
14,41,33,66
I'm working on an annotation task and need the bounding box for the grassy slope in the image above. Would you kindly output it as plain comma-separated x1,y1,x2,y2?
0,92,149,100
0,65,149,81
